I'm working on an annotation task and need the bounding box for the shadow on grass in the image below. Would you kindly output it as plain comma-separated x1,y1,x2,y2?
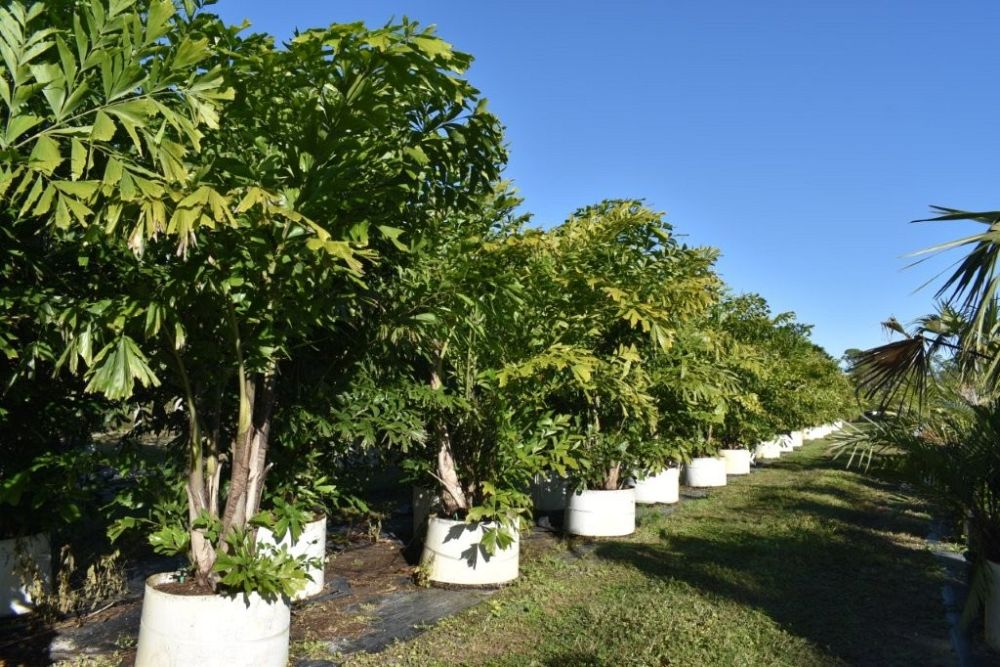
598,452,952,667
539,652,603,666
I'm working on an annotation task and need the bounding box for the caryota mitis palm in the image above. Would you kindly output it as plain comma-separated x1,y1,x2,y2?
4,1,506,590
501,201,723,490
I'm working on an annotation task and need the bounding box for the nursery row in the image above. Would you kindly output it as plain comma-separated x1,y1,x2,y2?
0,2,855,665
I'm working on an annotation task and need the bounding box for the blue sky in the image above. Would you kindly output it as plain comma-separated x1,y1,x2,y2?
213,1,1000,359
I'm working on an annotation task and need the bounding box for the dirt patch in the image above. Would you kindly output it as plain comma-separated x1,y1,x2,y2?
155,579,215,596
293,539,416,644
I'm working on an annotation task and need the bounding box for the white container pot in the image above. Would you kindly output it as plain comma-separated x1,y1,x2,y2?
633,468,680,505
420,517,519,586
412,487,440,542
565,488,636,537
789,430,804,448
719,449,752,476
685,457,728,487
531,473,570,512
778,434,795,452
985,560,1000,652
755,440,782,460
255,515,326,600
134,573,290,667
0,533,50,617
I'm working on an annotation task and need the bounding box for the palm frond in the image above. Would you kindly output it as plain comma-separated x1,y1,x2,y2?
910,208,1000,354
849,333,931,413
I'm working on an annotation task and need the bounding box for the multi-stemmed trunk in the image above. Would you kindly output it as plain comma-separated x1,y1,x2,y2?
429,343,470,516
174,319,277,588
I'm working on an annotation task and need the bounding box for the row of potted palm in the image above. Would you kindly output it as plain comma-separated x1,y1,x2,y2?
0,2,854,664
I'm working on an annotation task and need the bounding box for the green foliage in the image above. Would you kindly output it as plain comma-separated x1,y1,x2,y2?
515,200,722,488
1,1,857,601
838,205,1000,635
0,0,234,250
3,5,507,592
251,498,315,544
212,529,309,600
0,448,101,538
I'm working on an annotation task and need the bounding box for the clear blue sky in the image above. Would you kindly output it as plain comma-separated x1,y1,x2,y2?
213,0,1000,359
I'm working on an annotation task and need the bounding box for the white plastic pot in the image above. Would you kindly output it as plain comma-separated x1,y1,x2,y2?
134,573,290,667
633,468,680,505
685,457,727,487
412,487,440,541
256,515,326,600
778,434,795,452
789,430,804,448
420,517,519,586
719,449,752,476
986,560,1000,652
755,440,782,460
531,473,570,512
0,534,50,617
565,488,636,537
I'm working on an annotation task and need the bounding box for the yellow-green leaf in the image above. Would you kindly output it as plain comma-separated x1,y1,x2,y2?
91,111,116,141
54,180,99,199
28,135,62,174
6,114,43,145
32,184,55,216
71,138,86,179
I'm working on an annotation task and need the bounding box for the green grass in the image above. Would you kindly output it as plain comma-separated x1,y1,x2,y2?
347,441,952,666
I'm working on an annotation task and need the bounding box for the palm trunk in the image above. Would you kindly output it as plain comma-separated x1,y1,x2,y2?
220,373,275,544
603,462,621,490
169,339,219,587
430,344,468,516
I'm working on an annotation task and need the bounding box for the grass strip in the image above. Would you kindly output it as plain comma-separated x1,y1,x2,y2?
347,439,951,666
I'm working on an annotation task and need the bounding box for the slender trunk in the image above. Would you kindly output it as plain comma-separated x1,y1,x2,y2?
220,374,254,540
220,373,276,542
604,462,621,491
430,345,468,515
169,339,218,587
588,397,620,490
242,375,276,526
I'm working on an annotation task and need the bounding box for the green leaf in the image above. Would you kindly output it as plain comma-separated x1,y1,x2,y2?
70,138,86,179
412,36,452,60
145,0,175,43
108,0,138,17
28,134,62,174
17,175,43,218
32,184,55,215
104,98,156,124
377,225,408,251
54,180,99,199
171,37,209,70
5,114,43,145
85,335,160,400
91,110,116,141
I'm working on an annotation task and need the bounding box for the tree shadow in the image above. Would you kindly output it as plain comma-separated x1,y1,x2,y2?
596,470,953,665
0,614,55,667
539,650,603,666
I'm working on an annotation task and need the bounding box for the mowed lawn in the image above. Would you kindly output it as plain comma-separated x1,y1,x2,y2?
347,439,953,666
